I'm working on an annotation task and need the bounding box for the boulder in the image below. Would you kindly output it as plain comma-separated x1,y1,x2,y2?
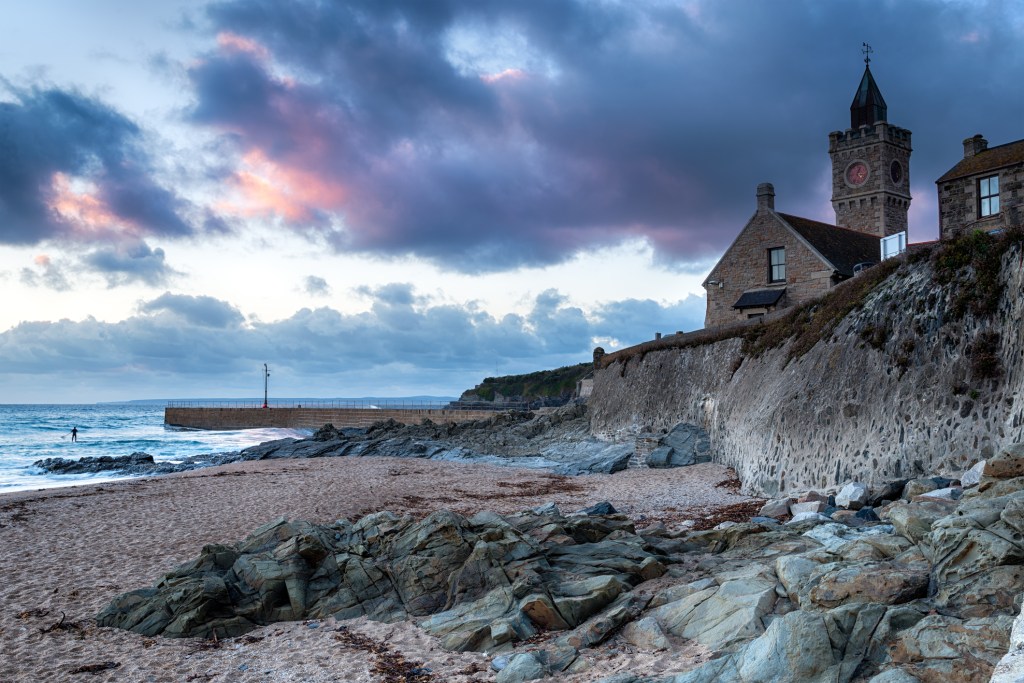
646,423,712,469
620,616,670,650
889,614,1013,680
654,565,776,651
902,477,953,499
984,444,1024,479
791,501,828,515
495,653,545,683
911,486,962,502
758,498,792,519
960,460,986,488
668,610,841,683
836,482,870,510
808,561,928,609
885,500,956,545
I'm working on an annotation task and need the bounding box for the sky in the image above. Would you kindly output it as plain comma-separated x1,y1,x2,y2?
1,0,1022,403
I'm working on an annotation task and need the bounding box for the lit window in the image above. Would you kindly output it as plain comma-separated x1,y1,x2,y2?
769,247,786,283
980,175,1000,217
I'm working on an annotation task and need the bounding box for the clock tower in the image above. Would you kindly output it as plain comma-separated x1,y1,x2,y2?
828,52,912,238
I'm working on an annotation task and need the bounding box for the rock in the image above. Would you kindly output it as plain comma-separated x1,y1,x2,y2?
798,491,828,504
671,610,841,683
866,480,910,507
646,423,712,468
829,510,865,526
865,668,922,682
960,460,986,488
889,614,1013,680
98,506,666,650
532,502,560,516
855,507,880,522
836,482,870,510
495,653,545,683
787,511,831,525
620,616,670,650
912,486,962,502
885,500,957,545
33,452,197,476
984,444,1024,479
809,561,928,608
790,501,828,515
750,516,781,526
654,565,776,651
578,502,617,516
758,498,792,519
902,477,953,499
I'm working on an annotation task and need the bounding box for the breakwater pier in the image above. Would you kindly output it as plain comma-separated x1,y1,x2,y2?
164,400,515,430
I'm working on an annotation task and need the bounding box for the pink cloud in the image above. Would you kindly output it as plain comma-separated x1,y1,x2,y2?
47,172,140,239
217,32,270,60
218,149,348,223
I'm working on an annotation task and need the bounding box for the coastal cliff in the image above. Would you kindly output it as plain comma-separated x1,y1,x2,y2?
590,236,1024,496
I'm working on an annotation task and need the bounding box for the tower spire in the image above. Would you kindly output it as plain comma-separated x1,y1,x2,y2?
850,46,886,128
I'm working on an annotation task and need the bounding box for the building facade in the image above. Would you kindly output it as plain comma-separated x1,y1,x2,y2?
703,184,880,327
703,62,905,328
936,135,1024,239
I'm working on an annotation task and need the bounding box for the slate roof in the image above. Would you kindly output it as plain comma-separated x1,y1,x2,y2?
733,288,786,310
935,138,1024,184
850,65,887,128
777,213,882,277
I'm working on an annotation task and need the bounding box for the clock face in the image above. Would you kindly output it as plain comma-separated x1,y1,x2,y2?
890,160,903,185
846,161,869,186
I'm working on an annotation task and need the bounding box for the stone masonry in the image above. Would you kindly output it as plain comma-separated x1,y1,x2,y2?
704,185,841,328
829,123,912,238
937,135,1024,240
593,244,1024,497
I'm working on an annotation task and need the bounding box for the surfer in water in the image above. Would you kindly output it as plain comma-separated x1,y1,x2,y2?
70,427,78,442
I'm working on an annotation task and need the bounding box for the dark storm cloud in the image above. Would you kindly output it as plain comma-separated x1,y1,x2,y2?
190,0,1024,270
82,241,180,287
0,286,704,390
0,85,194,246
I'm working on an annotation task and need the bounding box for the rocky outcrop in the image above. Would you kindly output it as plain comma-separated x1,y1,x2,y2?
98,444,1024,683
36,404,634,479
590,244,1024,496
32,452,199,476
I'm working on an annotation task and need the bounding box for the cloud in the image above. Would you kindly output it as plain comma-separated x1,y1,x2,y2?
139,292,245,329
0,86,195,246
82,240,180,287
183,0,1023,270
0,285,705,399
303,275,330,296
20,254,72,291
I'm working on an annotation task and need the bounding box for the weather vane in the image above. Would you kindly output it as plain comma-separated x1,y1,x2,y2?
862,42,873,65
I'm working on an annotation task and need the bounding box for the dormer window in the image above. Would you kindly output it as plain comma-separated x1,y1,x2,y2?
768,247,786,283
979,175,1000,217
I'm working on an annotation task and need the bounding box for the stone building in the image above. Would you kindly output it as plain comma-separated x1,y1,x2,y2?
936,135,1024,239
703,61,910,328
703,184,880,325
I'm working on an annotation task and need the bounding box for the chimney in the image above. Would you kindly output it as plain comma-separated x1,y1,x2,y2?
963,134,988,159
756,183,775,212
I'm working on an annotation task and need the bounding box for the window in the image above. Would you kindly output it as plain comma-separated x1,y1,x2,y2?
768,247,786,283
980,175,1000,217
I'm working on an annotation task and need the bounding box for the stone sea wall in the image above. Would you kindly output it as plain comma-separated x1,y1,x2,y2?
164,406,499,430
590,246,1024,496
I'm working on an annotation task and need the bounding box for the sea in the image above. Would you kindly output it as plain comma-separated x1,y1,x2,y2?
0,403,304,494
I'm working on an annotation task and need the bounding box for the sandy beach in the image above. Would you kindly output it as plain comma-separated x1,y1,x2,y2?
0,456,754,682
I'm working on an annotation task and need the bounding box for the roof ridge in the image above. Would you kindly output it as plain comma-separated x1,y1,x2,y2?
777,212,880,239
